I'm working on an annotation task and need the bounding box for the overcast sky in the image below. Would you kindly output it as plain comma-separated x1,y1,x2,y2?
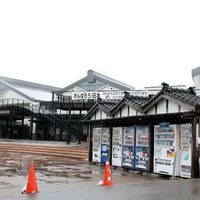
0,0,200,89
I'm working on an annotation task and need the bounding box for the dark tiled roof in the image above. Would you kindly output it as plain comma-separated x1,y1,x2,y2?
83,99,119,119
125,94,151,108
98,100,119,113
161,85,200,106
110,92,151,115
142,82,200,111
84,83,200,120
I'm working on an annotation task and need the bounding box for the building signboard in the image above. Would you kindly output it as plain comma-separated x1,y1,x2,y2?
72,90,158,100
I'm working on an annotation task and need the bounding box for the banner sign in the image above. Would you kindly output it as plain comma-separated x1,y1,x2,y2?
72,90,158,100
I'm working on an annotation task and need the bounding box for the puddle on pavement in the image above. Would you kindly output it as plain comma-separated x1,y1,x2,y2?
0,151,166,193
0,151,94,189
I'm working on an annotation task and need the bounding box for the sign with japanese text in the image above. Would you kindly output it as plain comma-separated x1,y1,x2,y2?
72,90,158,100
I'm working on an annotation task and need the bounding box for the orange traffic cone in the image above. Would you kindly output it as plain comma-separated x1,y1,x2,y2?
103,161,112,186
26,162,38,194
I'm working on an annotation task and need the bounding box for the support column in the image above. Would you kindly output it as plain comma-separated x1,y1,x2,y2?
66,127,71,144
77,123,82,144
32,120,36,140
6,119,9,139
109,125,113,165
54,124,56,141
59,127,62,141
149,122,154,173
42,122,45,140
29,115,33,140
66,108,71,144
88,125,93,162
191,117,198,178
10,119,13,139
21,116,24,139
0,120,2,138
77,110,82,144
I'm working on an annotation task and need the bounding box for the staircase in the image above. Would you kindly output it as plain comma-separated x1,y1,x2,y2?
0,98,82,140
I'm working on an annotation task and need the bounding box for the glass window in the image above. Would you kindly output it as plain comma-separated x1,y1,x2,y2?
78,80,106,91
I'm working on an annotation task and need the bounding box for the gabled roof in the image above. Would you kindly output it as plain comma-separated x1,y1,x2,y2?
60,69,135,92
142,82,200,112
84,83,200,121
84,98,119,120
110,91,151,115
0,76,61,102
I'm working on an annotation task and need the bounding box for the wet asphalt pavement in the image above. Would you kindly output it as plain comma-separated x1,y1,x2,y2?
1,179,200,200
1,140,200,200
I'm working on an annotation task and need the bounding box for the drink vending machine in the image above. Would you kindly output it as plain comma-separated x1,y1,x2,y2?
135,125,149,171
112,127,123,167
180,124,192,178
101,128,110,164
154,123,180,176
92,128,101,162
122,126,135,169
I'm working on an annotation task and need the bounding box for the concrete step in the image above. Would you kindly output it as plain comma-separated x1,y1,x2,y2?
0,142,89,160
0,144,88,155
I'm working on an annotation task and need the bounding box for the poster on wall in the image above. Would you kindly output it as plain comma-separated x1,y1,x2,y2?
135,125,149,170
101,128,110,164
154,123,180,176
112,127,123,167
92,128,101,162
180,124,192,178
122,126,135,168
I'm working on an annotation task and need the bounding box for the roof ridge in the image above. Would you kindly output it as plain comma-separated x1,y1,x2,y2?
92,70,135,90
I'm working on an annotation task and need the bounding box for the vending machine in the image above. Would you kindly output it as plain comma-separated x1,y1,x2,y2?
112,127,123,167
122,126,135,169
101,128,110,164
135,125,149,171
92,128,101,162
180,124,192,178
154,123,180,176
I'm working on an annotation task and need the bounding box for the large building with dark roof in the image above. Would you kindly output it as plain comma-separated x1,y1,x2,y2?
84,83,200,178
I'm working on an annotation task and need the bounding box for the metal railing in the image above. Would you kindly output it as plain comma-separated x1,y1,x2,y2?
0,98,80,129
0,98,54,115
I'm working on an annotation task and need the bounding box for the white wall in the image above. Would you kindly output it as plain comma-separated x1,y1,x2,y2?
121,105,128,117
129,107,137,116
157,99,166,114
102,112,107,119
168,101,178,113
146,98,193,115
2,90,28,101
96,109,101,120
